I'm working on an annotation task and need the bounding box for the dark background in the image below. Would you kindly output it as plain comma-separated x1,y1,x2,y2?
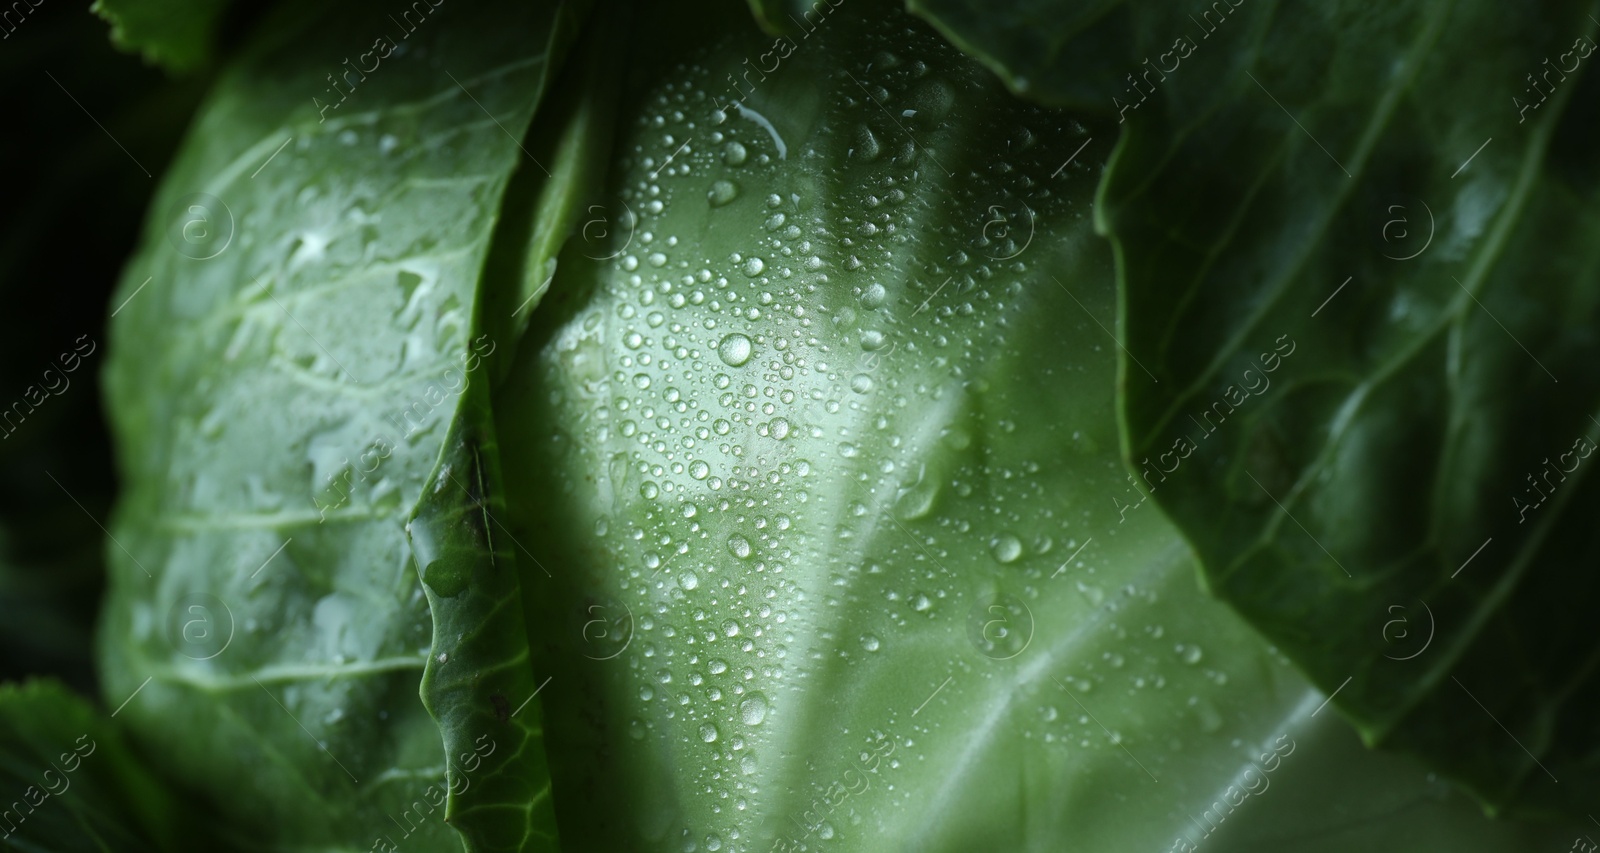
0,3,263,694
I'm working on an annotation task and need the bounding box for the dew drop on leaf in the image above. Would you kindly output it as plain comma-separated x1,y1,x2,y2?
991,534,1023,563
707,180,740,207
717,334,752,366
739,692,768,726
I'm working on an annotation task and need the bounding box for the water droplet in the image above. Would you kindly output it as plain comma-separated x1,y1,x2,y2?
850,374,875,393
707,179,740,207
860,634,881,652
421,555,470,597
894,474,939,521
909,79,955,121
717,334,753,366
854,124,882,161
1181,644,1204,665
723,141,748,166
679,571,700,591
689,460,711,480
727,535,753,560
739,692,769,726
991,534,1023,564
743,256,765,277
700,723,720,743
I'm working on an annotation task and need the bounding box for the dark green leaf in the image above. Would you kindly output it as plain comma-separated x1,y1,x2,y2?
406,383,557,852
918,0,1600,816
479,10,625,385
906,0,1132,108
0,680,191,852
744,0,830,37
91,0,234,72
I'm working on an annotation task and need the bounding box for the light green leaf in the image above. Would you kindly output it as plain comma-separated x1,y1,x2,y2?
99,0,584,848
492,0,1588,848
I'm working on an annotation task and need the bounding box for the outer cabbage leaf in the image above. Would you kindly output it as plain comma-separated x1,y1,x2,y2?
906,0,1600,816
98,0,584,848
0,680,193,853
906,0,1131,108
494,0,1587,848
91,0,234,72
